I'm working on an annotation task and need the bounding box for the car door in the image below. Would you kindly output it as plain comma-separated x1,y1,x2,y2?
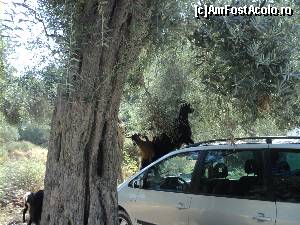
268,145,300,225
118,172,146,223
132,151,199,225
189,145,276,225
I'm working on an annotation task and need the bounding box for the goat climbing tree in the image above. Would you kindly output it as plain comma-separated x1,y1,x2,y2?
41,1,153,224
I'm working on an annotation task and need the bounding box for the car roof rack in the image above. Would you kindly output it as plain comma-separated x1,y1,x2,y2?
187,136,300,147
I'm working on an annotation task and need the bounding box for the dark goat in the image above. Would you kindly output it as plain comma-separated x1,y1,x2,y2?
152,133,174,159
23,190,44,225
131,103,194,169
131,133,156,169
173,103,194,148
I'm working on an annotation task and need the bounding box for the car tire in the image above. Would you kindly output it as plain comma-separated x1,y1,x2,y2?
119,210,133,225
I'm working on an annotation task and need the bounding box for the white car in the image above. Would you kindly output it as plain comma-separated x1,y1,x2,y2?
118,137,300,225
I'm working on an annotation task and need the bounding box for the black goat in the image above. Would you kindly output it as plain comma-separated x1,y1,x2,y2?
131,103,194,169
23,190,44,225
173,103,194,148
152,133,174,159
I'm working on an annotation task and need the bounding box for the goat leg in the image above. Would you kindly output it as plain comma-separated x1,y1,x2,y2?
23,203,28,222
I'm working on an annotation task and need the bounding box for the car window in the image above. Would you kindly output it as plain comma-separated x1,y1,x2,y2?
271,149,300,203
195,150,268,200
141,151,199,193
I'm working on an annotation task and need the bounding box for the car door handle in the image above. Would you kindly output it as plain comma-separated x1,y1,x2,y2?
176,202,188,210
253,213,272,222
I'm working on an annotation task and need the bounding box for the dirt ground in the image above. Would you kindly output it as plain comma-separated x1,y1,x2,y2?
0,206,26,225
0,202,28,225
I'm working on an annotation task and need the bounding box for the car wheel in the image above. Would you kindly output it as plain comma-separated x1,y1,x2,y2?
119,210,133,225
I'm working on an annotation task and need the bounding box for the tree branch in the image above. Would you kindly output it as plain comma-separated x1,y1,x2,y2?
11,1,62,39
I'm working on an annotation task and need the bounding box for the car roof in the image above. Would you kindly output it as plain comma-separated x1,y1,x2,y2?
186,136,300,146
161,136,300,159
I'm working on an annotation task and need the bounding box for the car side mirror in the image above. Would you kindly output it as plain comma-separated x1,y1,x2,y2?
133,179,143,188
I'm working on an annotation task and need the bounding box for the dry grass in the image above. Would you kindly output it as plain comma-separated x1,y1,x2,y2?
8,145,47,162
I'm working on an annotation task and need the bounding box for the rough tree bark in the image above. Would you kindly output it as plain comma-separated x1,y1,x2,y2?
41,1,153,224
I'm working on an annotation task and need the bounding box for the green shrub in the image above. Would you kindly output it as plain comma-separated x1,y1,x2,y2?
0,159,45,199
0,149,6,163
0,123,19,144
19,124,50,146
4,141,31,153
122,140,139,180
122,150,139,179
0,118,19,160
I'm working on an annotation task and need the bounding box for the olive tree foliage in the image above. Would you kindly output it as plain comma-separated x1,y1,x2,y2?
120,0,300,142
120,0,197,137
192,0,300,128
121,39,284,142
0,51,58,146
122,45,192,137
0,36,23,125
0,67,62,127
0,0,64,125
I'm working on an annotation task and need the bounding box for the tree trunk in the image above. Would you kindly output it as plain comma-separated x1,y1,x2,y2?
41,1,153,224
